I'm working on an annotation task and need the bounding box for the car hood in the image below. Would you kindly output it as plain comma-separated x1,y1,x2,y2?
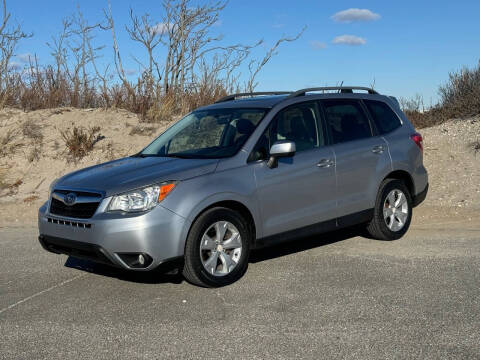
55,156,219,197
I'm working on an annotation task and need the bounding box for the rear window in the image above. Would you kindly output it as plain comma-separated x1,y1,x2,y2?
364,100,402,135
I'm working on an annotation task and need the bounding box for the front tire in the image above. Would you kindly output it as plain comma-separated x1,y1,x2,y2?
366,179,412,240
182,207,251,287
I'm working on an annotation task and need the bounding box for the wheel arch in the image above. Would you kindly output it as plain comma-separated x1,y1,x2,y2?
184,197,259,252
383,170,415,197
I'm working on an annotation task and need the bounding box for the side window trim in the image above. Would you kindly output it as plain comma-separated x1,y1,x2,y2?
359,99,380,137
316,100,333,146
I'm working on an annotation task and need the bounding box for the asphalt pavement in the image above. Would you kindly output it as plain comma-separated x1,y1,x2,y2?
1,215,479,359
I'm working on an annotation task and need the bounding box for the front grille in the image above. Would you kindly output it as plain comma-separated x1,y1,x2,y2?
49,190,102,219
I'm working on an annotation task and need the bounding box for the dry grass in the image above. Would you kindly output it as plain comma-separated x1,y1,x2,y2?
0,169,8,190
60,126,102,159
0,129,17,157
27,144,41,162
0,178,23,196
23,195,40,203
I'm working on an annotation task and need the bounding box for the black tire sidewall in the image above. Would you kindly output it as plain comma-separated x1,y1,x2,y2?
184,207,251,287
376,180,412,240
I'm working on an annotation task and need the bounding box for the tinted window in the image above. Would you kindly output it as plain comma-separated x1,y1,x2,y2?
323,100,372,144
249,102,323,161
364,100,402,134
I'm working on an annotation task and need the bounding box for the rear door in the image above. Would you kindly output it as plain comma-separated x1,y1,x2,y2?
320,99,391,224
251,101,337,237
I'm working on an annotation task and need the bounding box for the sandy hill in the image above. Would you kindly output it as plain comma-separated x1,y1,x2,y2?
0,107,479,226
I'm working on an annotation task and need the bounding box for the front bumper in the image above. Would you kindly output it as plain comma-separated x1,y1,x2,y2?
38,201,191,271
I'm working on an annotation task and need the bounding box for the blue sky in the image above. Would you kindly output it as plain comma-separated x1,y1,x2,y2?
9,0,480,104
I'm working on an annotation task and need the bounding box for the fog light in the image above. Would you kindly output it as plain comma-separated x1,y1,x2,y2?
117,253,153,268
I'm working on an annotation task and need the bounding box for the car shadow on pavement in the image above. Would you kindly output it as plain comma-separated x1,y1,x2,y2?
64,256,185,285
250,226,363,263
63,226,365,284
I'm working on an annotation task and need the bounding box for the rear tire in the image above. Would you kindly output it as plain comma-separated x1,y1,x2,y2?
182,207,251,287
366,179,412,240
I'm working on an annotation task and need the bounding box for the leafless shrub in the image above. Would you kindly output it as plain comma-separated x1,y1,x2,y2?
60,125,102,159
0,0,32,107
129,125,157,136
22,119,43,142
402,61,480,128
399,94,425,113
439,61,480,119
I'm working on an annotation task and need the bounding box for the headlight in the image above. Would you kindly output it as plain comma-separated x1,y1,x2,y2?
108,182,176,213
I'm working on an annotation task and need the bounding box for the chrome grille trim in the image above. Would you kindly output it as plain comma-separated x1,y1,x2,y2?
49,189,103,219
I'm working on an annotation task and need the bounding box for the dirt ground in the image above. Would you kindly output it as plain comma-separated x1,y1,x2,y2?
0,107,478,226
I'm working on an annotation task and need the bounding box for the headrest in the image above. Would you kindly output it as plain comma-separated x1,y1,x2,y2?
237,118,255,135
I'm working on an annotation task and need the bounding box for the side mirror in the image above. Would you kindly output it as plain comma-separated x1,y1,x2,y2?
267,140,296,168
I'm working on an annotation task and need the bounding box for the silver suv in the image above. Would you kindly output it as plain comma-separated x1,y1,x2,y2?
38,87,428,287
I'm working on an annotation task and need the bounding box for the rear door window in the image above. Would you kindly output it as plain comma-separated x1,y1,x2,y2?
364,100,402,134
322,100,373,144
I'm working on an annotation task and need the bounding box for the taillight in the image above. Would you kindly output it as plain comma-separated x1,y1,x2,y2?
410,133,423,152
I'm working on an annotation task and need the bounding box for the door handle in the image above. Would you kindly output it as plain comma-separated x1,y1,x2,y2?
372,145,385,154
317,159,334,168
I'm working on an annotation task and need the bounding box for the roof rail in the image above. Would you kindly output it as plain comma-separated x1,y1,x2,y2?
288,87,379,98
215,91,292,103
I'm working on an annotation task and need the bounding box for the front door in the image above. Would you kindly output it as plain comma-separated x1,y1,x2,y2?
252,101,337,238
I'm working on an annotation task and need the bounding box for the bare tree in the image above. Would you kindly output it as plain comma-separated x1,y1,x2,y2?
161,0,264,93
125,9,164,84
0,0,32,106
104,0,129,87
246,26,306,92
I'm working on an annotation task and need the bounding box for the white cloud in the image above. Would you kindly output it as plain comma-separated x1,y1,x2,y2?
125,69,137,76
332,35,366,46
18,53,33,63
310,41,327,50
332,8,380,23
272,23,285,29
151,22,171,35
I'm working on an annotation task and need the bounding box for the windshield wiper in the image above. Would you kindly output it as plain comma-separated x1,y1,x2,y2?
164,153,196,159
132,153,161,158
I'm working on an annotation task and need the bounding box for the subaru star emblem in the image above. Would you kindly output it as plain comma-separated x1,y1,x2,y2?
64,193,77,206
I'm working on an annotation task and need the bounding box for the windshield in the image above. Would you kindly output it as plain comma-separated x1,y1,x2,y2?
140,108,267,159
